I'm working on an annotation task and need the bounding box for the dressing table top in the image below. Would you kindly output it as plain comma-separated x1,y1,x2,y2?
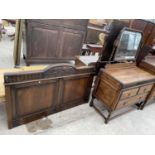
102,63,155,86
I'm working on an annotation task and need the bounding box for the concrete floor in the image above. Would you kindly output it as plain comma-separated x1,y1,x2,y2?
0,37,155,135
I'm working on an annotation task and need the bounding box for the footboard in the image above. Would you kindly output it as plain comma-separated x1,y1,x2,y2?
4,64,95,129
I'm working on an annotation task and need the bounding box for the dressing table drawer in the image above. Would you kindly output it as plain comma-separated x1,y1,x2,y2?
138,84,153,94
120,88,138,99
117,93,148,109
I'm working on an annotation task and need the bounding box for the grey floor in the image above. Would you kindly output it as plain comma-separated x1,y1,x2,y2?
0,36,14,68
0,37,155,135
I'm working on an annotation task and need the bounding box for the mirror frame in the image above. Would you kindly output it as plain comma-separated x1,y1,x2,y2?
112,27,143,62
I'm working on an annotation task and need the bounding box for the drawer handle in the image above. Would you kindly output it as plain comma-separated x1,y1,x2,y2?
127,93,131,96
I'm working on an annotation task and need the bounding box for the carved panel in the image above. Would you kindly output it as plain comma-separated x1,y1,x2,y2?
4,65,95,129
4,65,95,84
14,79,58,117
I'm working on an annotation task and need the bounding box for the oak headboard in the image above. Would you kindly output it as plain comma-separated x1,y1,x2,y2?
4,64,95,129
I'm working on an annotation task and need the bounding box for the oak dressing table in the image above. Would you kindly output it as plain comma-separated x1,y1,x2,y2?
90,28,155,124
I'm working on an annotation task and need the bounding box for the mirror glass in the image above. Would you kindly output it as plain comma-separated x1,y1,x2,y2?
114,30,142,61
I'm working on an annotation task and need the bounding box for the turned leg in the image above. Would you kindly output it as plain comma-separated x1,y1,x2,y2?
89,96,95,107
104,110,112,124
136,103,141,110
139,102,145,110
136,101,144,110
136,101,145,110
140,106,144,110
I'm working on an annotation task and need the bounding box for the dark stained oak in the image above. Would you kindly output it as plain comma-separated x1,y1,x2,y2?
4,64,95,129
23,19,88,65
15,80,57,116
